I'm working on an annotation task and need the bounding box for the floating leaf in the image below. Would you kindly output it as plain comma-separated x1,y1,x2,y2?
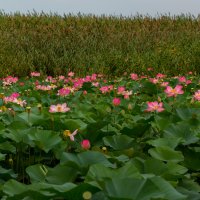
148,146,184,162
60,151,115,172
26,164,78,184
101,176,186,200
164,123,199,145
103,135,134,150
28,129,62,153
147,138,181,149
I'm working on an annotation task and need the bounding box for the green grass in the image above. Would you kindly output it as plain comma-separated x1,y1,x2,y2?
0,12,200,77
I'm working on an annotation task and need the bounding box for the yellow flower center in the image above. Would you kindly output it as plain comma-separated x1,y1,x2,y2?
57,105,62,112
0,106,7,111
63,130,71,138
0,93,4,99
171,89,176,94
153,105,158,110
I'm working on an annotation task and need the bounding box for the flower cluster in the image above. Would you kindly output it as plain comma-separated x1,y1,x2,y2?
2,76,18,86
57,87,71,96
100,85,113,94
36,84,57,91
3,93,26,107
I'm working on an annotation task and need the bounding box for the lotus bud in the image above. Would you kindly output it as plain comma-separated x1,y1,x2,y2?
1,106,7,112
82,191,92,200
26,106,31,114
157,96,161,102
8,156,13,166
81,139,91,150
83,90,87,95
9,108,15,117
128,103,133,110
112,98,121,106
102,146,107,153
37,103,42,112
120,109,125,115
0,93,4,99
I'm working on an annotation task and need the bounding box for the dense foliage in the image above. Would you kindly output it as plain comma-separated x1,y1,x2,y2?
0,12,200,77
0,71,200,199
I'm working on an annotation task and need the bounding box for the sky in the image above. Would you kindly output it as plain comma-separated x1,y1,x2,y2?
0,0,200,17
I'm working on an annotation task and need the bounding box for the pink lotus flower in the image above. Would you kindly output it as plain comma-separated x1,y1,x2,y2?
81,139,91,150
178,76,186,83
92,82,99,87
193,90,200,101
156,73,166,79
58,75,65,80
100,86,109,94
49,103,70,113
91,74,97,81
83,76,91,82
35,80,39,86
45,76,56,83
68,71,75,77
146,101,164,112
186,80,192,85
30,72,40,77
117,86,125,95
36,85,53,91
57,88,71,96
108,85,113,90
113,98,121,106
130,73,138,80
11,92,20,98
63,129,78,141
140,75,148,79
100,85,113,94
73,79,84,89
83,90,87,95
178,76,192,85
149,78,159,84
19,82,25,86
160,82,169,87
164,85,184,97
46,76,53,82
122,90,132,99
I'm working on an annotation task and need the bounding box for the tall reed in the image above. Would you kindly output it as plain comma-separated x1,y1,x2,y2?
0,12,199,77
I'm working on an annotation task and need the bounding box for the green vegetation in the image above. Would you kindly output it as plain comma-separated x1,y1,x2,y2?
0,12,200,77
0,73,200,199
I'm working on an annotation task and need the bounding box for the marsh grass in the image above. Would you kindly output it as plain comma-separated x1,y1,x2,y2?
0,12,200,77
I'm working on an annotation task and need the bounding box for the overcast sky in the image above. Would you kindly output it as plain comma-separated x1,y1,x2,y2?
0,0,200,17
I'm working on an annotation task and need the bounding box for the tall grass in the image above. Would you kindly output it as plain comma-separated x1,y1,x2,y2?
0,12,200,77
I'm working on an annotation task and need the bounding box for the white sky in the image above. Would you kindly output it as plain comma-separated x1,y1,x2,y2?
0,0,200,17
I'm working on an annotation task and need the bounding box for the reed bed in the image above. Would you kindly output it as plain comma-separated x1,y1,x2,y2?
0,12,200,77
